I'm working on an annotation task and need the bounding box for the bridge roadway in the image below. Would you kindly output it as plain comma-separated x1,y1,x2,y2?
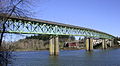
0,14,115,56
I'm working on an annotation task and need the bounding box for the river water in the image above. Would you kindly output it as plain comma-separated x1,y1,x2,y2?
8,48,120,66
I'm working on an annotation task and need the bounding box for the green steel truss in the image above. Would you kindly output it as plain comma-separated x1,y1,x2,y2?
0,17,114,39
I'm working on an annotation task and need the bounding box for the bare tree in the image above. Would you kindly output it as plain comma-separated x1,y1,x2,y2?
0,0,37,65
0,0,33,46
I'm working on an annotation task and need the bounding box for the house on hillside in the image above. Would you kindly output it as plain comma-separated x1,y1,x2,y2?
64,42,79,48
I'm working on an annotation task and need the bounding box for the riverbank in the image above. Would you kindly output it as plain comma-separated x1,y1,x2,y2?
2,45,120,51
8,47,84,51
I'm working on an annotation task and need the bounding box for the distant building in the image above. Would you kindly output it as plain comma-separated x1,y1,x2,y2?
63,40,84,48
64,42,79,48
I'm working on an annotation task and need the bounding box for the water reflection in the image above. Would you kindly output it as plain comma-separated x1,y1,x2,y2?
49,56,59,66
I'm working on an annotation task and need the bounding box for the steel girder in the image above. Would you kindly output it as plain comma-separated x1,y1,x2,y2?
0,18,114,39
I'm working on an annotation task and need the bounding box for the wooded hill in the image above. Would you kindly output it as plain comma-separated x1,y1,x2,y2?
9,34,75,51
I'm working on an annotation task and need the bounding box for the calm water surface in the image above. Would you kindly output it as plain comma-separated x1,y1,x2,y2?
8,48,120,66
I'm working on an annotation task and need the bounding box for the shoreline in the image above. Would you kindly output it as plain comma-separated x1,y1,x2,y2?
1,46,120,52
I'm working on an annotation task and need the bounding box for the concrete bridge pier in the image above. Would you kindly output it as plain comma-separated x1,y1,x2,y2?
111,39,114,47
102,39,107,49
109,40,112,47
49,36,59,56
54,36,59,56
109,39,114,47
49,36,54,56
86,38,93,51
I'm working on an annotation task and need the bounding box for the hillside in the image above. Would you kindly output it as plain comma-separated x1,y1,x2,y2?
9,35,75,51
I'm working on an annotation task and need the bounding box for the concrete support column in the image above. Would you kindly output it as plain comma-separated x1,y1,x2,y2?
86,38,89,51
102,39,105,49
111,39,114,47
86,38,93,51
54,36,59,56
109,40,112,47
49,36,59,56
105,39,107,49
49,37,54,56
102,39,107,49
90,38,93,50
